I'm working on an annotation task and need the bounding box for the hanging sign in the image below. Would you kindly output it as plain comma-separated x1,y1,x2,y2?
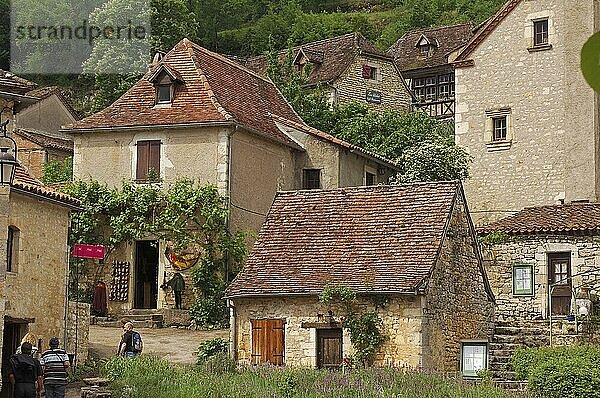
72,244,105,259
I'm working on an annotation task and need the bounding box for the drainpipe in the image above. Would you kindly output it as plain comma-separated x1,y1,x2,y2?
228,299,237,360
225,126,237,283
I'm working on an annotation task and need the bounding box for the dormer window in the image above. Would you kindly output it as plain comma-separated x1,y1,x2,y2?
156,84,172,104
419,44,432,56
415,35,436,57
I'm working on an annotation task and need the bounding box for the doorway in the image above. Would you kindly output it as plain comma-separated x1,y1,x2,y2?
548,252,572,315
1,319,28,398
134,240,159,309
316,328,343,368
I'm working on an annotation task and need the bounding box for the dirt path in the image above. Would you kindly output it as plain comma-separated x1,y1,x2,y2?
65,325,228,397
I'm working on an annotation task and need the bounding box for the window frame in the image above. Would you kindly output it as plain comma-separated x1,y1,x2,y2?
135,140,161,182
492,116,508,141
303,169,321,190
533,19,549,47
6,225,19,273
485,108,513,151
156,84,172,104
513,264,534,296
460,341,488,378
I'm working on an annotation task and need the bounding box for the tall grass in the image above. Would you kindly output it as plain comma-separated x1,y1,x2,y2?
103,356,524,398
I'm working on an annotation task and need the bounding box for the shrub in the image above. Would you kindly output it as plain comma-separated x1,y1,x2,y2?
196,338,229,363
511,346,600,398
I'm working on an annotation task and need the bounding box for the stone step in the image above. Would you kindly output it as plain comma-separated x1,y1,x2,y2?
494,326,548,335
492,334,549,345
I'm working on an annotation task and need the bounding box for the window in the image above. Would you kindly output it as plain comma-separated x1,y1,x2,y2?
418,44,431,56
493,116,507,141
136,140,161,181
412,74,455,102
251,319,284,365
156,84,172,104
513,264,534,295
533,19,549,47
6,226,19,273
303,169,321,190
461,342,488,377
362,64,377,80
365,172,376,186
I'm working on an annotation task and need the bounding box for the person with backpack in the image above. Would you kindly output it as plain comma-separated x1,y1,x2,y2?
39,337,70,398
8,342,42,398
118,322,143,358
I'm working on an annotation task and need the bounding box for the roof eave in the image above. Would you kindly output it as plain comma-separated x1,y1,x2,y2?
224,289,422,300
61,120,236,134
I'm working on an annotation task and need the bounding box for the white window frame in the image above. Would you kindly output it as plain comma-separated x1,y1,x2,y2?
460,341,488,378
513,264,534,296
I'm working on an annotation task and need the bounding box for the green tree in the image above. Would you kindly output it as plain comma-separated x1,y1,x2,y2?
41,157,73,184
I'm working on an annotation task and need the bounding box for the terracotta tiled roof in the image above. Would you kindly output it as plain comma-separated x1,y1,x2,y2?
14,129,74,153
478,203,600,235
225,181,461,298
272,115,399,170
66,39,302,146
454,0,521,64
0,69,37,95
241,33,390,86
11,166,80,207
387,24,475,71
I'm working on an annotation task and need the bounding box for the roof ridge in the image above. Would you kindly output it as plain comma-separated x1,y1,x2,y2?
275,180,459,195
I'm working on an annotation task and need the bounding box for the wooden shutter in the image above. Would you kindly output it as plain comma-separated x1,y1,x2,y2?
251,319,285,365
136,141,149,180
362,64,371,78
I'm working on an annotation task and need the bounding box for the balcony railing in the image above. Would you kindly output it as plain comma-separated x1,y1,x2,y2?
412,98,455,119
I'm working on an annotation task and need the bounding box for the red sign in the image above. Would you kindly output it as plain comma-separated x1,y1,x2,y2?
72,244,105,259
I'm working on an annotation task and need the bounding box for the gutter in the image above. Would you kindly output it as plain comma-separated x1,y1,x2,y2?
62,120,235,134
11,187,82,211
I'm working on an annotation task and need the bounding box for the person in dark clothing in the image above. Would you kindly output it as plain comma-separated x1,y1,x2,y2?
8,342,43,398
162,272,185,309
118,322,142,358
39,337,70,398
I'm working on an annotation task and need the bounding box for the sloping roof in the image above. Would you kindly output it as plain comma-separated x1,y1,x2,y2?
14,129,74,153
66,39,302,146
21,86,81,120
479,203,600,235
454,0,521,63
387,24,475,71
241,33,390,86
272,115,398,170
0,69,37,95
225,181,461,299
12,166,80,208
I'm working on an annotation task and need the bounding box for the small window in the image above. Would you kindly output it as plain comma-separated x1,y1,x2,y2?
533,19,549,47
365,172,376,186
251,319,285,365
513,264,534,295
418,44,431,56
156,84,172,104
7,226,19,273
461,342,488,377
136,140,161,181
362,64,377,80
492,116,507,141
303,169,321,190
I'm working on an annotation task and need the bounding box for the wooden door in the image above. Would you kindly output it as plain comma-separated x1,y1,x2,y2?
251,319,284,365
548,253,572,315
317,328,342,369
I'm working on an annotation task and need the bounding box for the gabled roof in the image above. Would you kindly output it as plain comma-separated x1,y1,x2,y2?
479,203,600,236
454,0,521,63
14,129,74,153
12,166,80,208
241,33,391,86
0,69,37,95
66,39,303,146
23,86,80,120
225,181,464,299
387,24,475,71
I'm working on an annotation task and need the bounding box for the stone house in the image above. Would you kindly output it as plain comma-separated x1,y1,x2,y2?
225,181,495,374
241,33,412,112
63,38,398,314
452,0,600,224
387,24,474,119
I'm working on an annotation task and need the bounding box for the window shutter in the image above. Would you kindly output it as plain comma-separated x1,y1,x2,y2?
251,319,284,365
149,141,161,176
136,142,149,180
251,319,265,364
362,64,371,79
268,319,285,365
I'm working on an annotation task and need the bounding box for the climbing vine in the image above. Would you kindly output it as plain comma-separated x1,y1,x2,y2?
319,284,388,366
63,179,249,327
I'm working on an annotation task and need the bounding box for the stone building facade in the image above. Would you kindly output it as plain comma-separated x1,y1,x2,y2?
453,0,600,224
226,182,495,373
65,38,398,315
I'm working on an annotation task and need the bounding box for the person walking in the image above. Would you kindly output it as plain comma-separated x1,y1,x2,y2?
39,337,70,398
118,322,143,358
15,333,39,360
162,272,185,309
8,342,42,398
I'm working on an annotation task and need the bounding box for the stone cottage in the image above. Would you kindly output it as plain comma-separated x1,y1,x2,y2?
63,38,398,314
241,33,412,112
452,0,600,224
225,181,495,374
387,24,474,119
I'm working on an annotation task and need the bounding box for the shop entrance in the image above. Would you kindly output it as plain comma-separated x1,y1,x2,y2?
134,240,159,309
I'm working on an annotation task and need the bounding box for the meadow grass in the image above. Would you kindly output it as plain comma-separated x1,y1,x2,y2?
103,355,525,398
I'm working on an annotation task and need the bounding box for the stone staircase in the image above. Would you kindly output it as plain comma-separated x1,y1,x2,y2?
92,309,164,328
489,320,550,391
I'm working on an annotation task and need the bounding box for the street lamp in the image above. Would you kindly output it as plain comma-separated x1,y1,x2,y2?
0,120,18,185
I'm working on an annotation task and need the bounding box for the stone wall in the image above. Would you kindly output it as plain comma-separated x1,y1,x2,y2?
65,301,90,363
455,0,600,224
421,193,495,371
232,295,424,368
334,54,411,112
482,234,600,322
